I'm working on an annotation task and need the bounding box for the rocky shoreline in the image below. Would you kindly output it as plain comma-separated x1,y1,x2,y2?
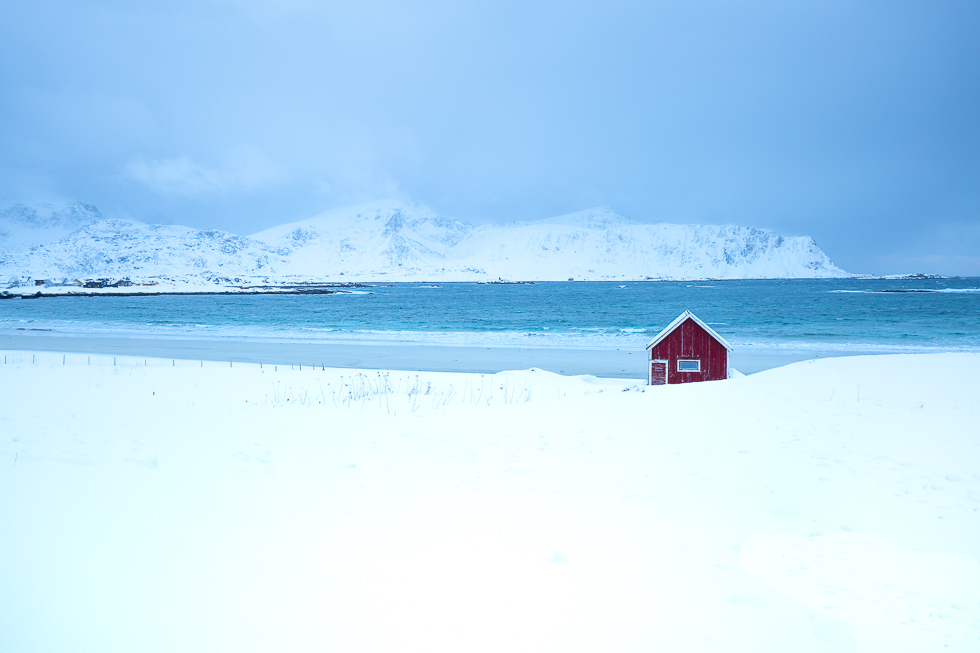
0,286,369,299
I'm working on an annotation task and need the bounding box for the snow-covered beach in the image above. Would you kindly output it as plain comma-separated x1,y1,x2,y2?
1,350,978,652
4,0,978,650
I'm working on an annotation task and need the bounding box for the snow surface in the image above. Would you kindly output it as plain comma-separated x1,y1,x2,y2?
1,200,848,284
1,351,977,652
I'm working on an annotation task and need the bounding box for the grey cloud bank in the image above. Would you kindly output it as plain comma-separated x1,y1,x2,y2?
1,0,978,275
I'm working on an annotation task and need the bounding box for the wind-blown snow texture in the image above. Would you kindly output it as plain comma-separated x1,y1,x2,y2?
0,352,977,651
0,200,847,281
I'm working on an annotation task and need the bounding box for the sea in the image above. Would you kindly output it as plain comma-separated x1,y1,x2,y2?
2,278,979,356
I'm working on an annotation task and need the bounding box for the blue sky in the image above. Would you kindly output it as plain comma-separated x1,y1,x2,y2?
1,0,978,274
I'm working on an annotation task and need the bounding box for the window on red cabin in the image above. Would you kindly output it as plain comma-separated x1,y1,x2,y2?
677,359,700,372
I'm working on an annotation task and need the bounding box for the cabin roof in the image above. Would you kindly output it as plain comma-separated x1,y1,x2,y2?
645,310,733,352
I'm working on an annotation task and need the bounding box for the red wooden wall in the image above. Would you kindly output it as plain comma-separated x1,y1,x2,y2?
648,318,728,384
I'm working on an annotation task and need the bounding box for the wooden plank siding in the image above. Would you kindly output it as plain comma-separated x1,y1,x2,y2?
648,318,728,384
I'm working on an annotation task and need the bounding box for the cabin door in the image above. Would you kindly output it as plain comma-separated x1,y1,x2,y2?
649,359,668,386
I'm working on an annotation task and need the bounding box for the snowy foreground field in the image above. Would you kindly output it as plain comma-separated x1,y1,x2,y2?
1,352,978,652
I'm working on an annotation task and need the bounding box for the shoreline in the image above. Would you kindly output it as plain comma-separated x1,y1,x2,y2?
0,331,886,376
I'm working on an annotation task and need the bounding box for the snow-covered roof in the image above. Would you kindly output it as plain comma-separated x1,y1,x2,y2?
645,310,733,352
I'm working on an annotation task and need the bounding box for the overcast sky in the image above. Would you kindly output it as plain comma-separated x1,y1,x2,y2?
1,0,978,274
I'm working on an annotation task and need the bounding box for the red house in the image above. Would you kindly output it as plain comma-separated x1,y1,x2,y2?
646,310,733,385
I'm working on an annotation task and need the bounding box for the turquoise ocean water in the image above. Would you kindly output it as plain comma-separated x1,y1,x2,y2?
2,278,979,354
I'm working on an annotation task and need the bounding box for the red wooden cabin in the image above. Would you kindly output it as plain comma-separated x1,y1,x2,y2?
645,310,733,385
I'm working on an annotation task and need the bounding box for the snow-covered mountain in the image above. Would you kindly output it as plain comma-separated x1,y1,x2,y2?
0,218,289,280
0,200,848,282
250,201,474,278
449,208,841,280
252,202,846,280
0,202,103,251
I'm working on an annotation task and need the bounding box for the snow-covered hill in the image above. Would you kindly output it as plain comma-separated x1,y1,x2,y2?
0,200,848,283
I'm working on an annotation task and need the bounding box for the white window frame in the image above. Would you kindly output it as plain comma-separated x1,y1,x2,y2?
677,359,701,372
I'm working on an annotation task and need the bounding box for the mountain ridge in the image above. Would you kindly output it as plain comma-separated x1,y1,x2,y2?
1,200,848,282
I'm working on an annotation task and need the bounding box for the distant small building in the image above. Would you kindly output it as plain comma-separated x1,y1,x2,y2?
646,310,732,385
